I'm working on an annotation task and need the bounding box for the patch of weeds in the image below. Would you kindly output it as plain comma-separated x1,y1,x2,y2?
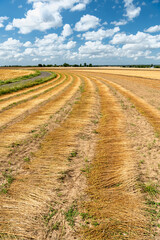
64,205,79,227
24,157,30,163
58,170,72,182
79,85,85,93
91,119,99,125
0,185,8,194
85,158,89,163
33,133,39,139
92,221,99,227
81,165,90,174
68,151,78,161
11,142,20,148
142,183,159,196
120,100,128,110
155,132,160,138
7,174,14,184
139,160,144,164
43,208,58,224
80,212,93,221
31,129,36,133
52,222,60,230
131,105,135,108
93,130,98,134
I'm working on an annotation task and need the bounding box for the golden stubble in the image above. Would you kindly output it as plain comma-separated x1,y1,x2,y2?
0,69,35,81
80,78,148,240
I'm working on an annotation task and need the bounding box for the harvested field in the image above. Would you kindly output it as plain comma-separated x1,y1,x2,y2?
81,67,160,80
0,68,160,239
0,69,36,81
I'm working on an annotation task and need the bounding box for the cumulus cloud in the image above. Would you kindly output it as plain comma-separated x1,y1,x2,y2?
82,27,120,41
6,0,91,34
61,24,73,37
110,31,160,51
123,0,141,20
75,14,100,32
0,38,22,60
71,0,90,11
111,19,127,26
0,16,8,28
23,41,32,47
145,25,160,33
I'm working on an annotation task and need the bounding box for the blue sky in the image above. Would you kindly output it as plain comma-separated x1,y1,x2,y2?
0,0,160,65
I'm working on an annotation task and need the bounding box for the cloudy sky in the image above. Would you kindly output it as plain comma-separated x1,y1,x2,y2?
0,0,160,65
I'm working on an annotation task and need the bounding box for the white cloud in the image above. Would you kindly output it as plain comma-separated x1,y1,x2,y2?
0,38,22,61
123,0,141,20
152,0,159,3
145,25,160,33
6,0,91,34
0,16,8,28
82,27,120,41
111,19,127,26
61,24,73,37
23,41,32,47
71,3,86,11
111,31,160,51
75,14,100,32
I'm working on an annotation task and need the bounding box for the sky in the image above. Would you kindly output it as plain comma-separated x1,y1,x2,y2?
0,0,160,65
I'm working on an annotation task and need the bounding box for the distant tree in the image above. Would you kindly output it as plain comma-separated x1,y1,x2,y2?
88,63,92,67
38,64,42,67
80,64,82,67
46,64,53,67
73,64,79,67
63,63,70,67
84,62,87,67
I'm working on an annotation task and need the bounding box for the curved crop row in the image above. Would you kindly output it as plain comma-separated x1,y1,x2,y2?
0,72,56,96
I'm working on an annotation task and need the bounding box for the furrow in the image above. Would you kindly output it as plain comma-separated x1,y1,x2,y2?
0,74,70,130
0,74,96,239
79,77,148,240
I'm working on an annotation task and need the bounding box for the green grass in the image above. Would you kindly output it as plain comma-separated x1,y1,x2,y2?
64,205,79,227
24,157,30,163
43,208,58,224
142,183,159,196
68,151,78,161
52,222,60,230
0,70,41,86
0,72,57,96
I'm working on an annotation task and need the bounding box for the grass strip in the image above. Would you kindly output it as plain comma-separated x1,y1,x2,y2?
0,72,57,96
0,70,41,86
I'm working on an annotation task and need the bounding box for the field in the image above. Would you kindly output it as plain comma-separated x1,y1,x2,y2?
0,69,36,81
0,67,160,240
